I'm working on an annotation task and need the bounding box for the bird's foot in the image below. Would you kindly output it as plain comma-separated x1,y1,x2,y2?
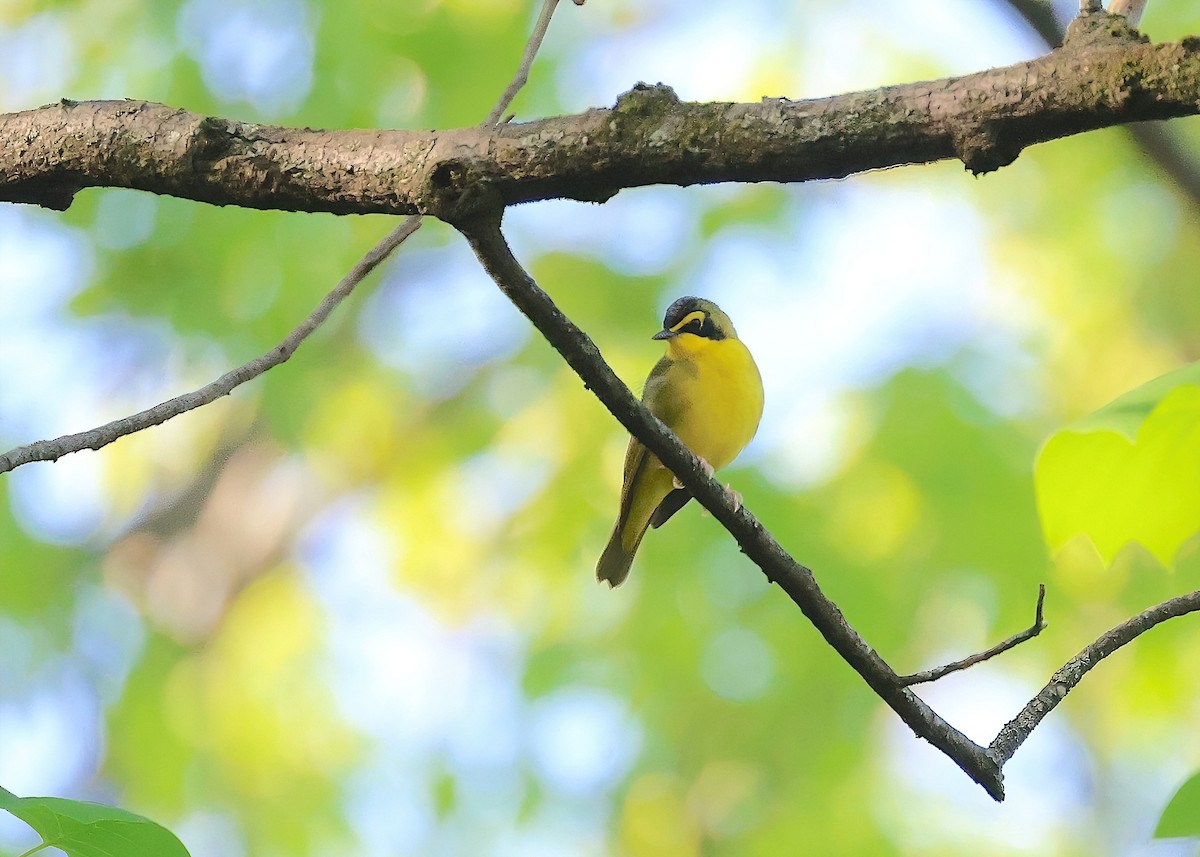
699,485,742,518
673,457,715,489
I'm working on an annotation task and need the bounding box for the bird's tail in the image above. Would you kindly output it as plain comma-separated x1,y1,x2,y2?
596,457,673,587
596,521,647,588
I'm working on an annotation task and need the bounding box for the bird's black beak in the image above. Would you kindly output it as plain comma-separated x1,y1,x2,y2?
652,328,677,340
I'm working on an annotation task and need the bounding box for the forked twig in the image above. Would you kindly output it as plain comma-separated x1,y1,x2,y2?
991,588,1200,764
898,585,1047,686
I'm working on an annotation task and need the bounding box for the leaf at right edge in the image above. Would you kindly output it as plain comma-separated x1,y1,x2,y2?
0,787,191,857
1035,383,1200,566
1070,362,1200,439
1155,771,1200,839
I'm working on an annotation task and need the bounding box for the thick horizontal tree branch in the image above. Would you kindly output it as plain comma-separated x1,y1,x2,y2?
1,12,1196,216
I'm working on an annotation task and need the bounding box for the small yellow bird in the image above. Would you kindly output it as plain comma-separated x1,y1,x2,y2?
597,296,764,587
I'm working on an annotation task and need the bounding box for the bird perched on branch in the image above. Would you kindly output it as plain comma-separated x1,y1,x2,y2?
597,296,763,587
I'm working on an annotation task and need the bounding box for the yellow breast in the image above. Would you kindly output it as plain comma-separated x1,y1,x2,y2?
658,335,764,470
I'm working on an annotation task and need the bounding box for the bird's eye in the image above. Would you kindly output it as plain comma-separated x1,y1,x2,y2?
686,318,703,334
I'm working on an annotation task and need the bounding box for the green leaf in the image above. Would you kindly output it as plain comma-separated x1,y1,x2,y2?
1035,367,1200,566
1155,771,1200,839
1070,362,1200,439
0,787,190,857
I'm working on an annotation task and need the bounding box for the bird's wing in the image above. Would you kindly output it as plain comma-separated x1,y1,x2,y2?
641,355,697,528
612,358,672,519
642,354,692,428
616,436,649,518
597,355,697,585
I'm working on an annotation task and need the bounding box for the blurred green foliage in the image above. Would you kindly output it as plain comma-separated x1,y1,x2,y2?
2,1,1200,856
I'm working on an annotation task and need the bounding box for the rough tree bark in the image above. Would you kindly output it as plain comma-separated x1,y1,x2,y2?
0,14,1194,220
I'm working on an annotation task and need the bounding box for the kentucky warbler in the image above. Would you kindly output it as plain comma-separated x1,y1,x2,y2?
597,296,763,587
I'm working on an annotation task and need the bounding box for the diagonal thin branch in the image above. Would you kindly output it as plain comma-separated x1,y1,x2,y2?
456,206,1200,803
0,217,421,474
898,585,1047,686
449,4,1200,806
445,4,1200,805
454,209,1008,801
990,588,1200,764
0,0,570,476
486,0,563,125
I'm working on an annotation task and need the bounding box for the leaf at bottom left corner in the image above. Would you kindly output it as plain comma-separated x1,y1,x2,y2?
0,787,191,857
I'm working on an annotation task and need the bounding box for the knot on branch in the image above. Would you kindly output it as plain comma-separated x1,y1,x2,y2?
0,178,80,211
613,82,681,118
188,115,236,167
952,122,1020,175
423,157,504,226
